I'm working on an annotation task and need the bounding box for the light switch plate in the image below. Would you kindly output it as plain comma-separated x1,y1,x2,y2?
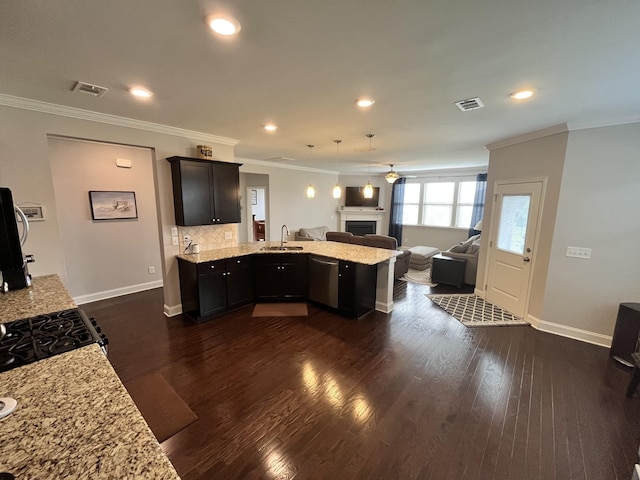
172,237,179,246
171,226,178,236
224,231,232,240
566,246,592,259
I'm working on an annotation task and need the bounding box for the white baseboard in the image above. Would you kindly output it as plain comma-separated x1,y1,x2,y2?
527,313,612,348
375,300,393,314
74,280,163,305
474,287,484,297
164,303,182,317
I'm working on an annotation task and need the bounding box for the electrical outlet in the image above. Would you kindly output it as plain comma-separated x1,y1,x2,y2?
224,231,232,240
171,226,178,236
566,246,592,259
183,234,191,244
172,237,179,246
148,266,155,274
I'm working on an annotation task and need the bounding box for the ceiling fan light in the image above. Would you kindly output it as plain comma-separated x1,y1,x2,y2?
363,182,374,199
385,171,400,183
333,184,342,199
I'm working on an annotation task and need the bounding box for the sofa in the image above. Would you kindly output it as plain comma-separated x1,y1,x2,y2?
362,234,411,280
295,226,329,241
324,231,410,279
436,234,481,285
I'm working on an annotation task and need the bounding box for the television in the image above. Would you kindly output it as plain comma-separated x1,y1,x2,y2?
344,186,379,207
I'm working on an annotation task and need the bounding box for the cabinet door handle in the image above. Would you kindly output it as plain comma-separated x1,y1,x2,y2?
210,265,215,269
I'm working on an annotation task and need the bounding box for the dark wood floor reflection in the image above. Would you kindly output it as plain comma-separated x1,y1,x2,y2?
83,282,640,480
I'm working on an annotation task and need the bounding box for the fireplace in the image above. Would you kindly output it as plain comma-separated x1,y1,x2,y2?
345,220,376,236
338,208,384,235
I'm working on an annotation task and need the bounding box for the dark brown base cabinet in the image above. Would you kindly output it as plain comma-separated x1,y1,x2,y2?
178,256,254,322
254,254,309,301
338,261,377,318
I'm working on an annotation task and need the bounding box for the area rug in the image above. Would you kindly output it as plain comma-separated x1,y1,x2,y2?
399,268,438,287
124,372,198,443
427,293,528,327
252,302,308,317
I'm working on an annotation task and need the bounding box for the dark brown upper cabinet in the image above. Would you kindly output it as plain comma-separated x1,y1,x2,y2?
167,156,241,226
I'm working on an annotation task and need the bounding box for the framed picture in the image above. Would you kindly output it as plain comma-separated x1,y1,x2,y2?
251,189,257,205
89,191,138,220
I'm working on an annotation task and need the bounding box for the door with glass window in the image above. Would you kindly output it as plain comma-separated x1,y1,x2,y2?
485,180,543,318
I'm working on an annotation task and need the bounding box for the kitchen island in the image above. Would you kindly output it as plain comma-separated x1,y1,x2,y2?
176,240,398,314
0,275,180,479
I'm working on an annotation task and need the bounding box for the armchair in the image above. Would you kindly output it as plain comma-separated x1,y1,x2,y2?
434,234,481,285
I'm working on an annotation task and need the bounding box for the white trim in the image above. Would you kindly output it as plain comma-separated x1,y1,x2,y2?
527,314,612,348
236,156,337,175
73,280,163,305
485,124,568,151
164,303,183,317
375,300,393,314
0,93,238,146
568,114,640,131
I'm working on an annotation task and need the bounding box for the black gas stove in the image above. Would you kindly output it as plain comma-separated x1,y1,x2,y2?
0,308,108,373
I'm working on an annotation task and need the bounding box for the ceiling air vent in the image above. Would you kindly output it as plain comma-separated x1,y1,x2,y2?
72,81,108,97
455,97,484,111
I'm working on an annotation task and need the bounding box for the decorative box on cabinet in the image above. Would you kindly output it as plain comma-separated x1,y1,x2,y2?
167,156,241,226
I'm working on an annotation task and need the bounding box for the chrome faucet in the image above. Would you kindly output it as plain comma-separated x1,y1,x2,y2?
280,224,289,247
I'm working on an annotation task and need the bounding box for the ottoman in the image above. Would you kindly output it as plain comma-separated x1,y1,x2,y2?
408,246,440,271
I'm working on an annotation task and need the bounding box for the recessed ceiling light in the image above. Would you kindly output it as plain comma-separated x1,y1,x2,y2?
510,89,534,100
355,98,375,108
206,14,241,36
264,123,278,132
129,87,153,98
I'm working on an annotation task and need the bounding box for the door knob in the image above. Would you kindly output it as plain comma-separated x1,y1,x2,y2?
523,257,531,262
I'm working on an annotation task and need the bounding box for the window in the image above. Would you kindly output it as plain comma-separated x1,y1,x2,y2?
402,178,478,228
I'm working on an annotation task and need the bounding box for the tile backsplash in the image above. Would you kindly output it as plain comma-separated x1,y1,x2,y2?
178,224,238,252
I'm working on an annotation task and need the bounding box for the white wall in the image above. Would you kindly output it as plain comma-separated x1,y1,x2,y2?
543,123,640,338
48,137,162,301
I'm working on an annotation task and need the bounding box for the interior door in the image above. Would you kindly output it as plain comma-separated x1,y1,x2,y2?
485,180,543,318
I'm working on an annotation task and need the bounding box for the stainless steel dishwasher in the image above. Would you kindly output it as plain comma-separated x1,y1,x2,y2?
309,255,339,308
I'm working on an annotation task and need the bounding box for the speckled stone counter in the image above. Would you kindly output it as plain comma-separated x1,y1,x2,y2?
0,274,75,323
176,240,399,265
0,275,180,479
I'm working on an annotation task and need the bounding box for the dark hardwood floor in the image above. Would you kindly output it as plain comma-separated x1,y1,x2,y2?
82,281,640,480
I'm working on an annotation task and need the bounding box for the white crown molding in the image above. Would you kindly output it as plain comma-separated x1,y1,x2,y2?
485,123,568,151
0,93,239,146
568,113,640,131
236,156,338,175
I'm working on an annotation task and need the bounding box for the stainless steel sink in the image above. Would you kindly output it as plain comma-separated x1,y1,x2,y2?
262,246,304,251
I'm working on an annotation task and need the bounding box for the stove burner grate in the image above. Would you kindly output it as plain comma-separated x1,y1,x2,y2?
0,308,107,373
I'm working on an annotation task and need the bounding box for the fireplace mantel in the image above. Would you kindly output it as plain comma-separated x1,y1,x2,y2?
337,208,385,234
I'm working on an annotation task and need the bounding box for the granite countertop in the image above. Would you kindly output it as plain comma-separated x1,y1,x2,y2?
176,240,399,266
0,274,75,324
0,275,180,479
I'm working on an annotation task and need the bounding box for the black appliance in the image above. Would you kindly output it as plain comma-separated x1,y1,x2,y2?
0,187,33,292
0,308,108,373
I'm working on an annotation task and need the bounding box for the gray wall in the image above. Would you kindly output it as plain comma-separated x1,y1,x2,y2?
48,137,162,301
543,123,640,337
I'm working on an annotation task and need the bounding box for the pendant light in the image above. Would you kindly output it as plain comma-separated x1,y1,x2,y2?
306,144,315,198
332,139,342,199
363,134,375,199
385,164,400,184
